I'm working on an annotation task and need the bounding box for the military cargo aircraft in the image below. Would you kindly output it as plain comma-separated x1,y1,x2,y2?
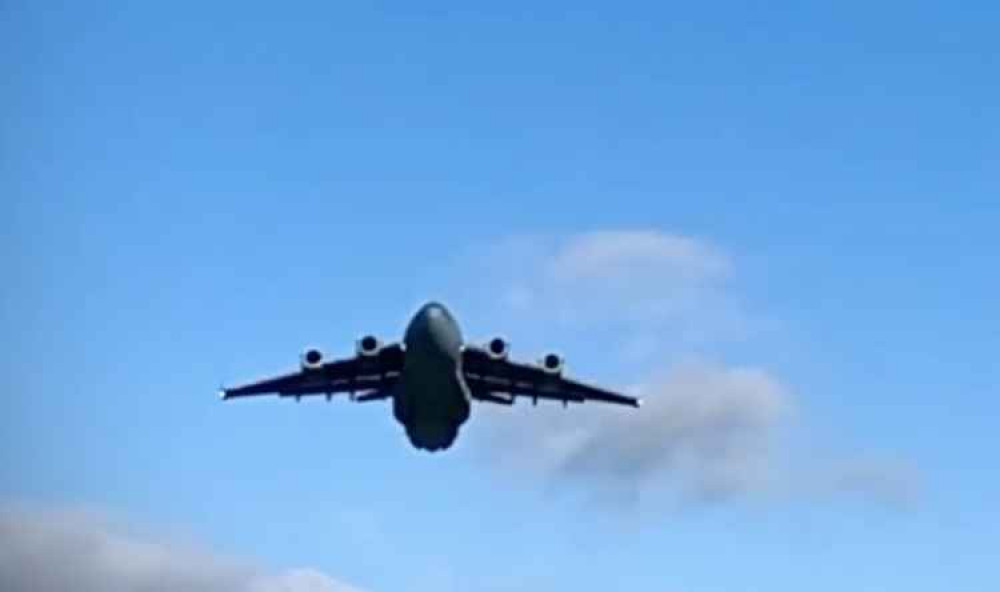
220,301,640,451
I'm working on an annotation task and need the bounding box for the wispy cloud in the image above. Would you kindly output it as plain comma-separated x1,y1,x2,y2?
476,361,918,508
0,506,363,592
491,231,733,329
476,361,789,505
464,230,920,509
545,230,729,284
815,458,922,507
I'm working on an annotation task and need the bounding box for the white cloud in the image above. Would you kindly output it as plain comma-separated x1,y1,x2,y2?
817,458,922,507
476,361,919,508
476,361,789,504
545,230,730,284
248,570,360,592
472,231,742,345
465,229,921,509
0,506,363,592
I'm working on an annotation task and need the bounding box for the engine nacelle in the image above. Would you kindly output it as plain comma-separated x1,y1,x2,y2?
540,352,564,375
486,337,510,360
300,348,324,370
356,334,381,357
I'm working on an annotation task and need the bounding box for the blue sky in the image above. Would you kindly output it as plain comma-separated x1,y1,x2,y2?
2,2,998,591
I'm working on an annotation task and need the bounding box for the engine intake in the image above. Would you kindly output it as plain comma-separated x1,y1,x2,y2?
301,348,324,370
486,337,509,360
540,352,564,375
357,334,381,357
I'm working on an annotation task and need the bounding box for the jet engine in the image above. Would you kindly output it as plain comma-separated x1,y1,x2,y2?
486,337,510,360
540,352,564,375
300,348,324,370
356,334,381,357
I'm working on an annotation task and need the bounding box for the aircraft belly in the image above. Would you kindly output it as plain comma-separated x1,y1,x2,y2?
395,349,470,430
397,302,470,450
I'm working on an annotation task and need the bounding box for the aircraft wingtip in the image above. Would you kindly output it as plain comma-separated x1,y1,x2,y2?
218,388,229,400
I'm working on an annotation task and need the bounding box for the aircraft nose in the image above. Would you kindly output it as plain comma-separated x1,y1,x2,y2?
420,301,446,316
413,302,449,327
405,302,461,354
406,303,438,339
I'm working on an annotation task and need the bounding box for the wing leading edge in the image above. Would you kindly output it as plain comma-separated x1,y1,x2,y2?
220,343,405,401
460,346,641,408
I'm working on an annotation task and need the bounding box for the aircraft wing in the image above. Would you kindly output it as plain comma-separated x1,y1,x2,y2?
460,346,640,408
220,343,404,401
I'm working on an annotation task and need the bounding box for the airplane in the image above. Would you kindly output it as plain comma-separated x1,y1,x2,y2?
220,301,641,451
